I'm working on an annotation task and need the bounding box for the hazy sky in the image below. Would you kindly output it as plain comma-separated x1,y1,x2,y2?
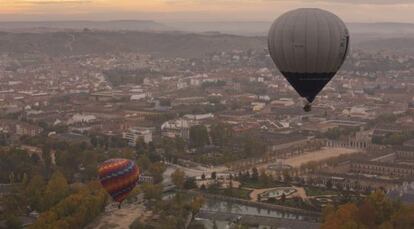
2,0,414,22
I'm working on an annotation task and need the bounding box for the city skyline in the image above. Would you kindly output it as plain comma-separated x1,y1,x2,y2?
2,0,414,23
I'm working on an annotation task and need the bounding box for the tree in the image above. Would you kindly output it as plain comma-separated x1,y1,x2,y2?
389,205,414,229
321,203,360,229
44,170,69,209
321,191,413,229
281,193,286,202
5,215,22,229
190,195,205,216
136,154,151,171
142,184,162,202
171,169,186,189
212,220,218,229
251,167,259,182
259,169,271,186
184,177,197,190
25,175,46,211
210,123,233,147
326,180,333,189
211,172,217,180
30,181,107,229
149,162,166,184
189,125,209,148
282,170,291,183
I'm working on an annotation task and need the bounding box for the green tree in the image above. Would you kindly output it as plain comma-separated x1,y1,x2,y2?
184,177,197,190
44,171,69,209
210,123,233,147
211,172,217,180
25,175,46,211
136,154,151,171
5,215,22,229
251,167,259,182
189,125,209,148
142,184,162,202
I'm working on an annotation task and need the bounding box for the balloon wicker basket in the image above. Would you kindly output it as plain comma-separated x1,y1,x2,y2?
303,103,312,112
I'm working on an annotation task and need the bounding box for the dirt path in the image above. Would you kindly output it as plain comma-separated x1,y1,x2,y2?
86,201,148,229
282,147,358,168
294,186,308,200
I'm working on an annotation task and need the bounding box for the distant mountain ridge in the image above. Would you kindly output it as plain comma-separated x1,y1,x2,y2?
0,31,265,58
1,22,414,59
0,20,170,32
165,21,414,36
3,21,414,37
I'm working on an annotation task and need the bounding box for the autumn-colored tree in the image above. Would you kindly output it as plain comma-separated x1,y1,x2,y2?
43,170,69,209
171,169,186,189
190,195,205,216
149,162,166,184
322,191,414,229
388,205,414,229
366,190,398,225
321,203,360,229
30,182,107,229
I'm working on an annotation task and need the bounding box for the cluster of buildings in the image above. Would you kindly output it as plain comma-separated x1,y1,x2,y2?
0,43,413,199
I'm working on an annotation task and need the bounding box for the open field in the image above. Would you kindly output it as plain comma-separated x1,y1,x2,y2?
281,147,358,168
86,201,148,229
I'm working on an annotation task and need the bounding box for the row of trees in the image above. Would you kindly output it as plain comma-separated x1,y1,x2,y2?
322,191,414,229
189,123,234,149
130,169,205,229
30,181,107,229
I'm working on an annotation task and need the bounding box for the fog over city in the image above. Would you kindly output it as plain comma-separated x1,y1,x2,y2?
0,1,414,229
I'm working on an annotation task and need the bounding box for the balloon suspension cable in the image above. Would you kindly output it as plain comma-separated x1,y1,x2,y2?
303,101,312,112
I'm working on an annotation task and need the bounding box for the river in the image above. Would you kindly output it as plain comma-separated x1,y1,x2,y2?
195,199,320,229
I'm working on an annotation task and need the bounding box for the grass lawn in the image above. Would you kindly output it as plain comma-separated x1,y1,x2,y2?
241,180,284,189
305,187,338,196
204,187,252,200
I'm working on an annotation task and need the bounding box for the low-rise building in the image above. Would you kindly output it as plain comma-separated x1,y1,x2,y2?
124,127,153,146
350,160,414,178
16,123,43,136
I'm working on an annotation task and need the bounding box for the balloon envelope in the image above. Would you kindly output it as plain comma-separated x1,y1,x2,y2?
268,8,350,103
98,158,140,203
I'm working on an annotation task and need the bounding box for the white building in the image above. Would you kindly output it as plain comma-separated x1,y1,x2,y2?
161,119,192,139
177,80,188,89
124,127,153,146
183,113,214,121
67,114,96,125
130,93,148,101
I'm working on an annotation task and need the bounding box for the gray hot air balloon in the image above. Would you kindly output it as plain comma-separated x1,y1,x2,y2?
268,8,350,112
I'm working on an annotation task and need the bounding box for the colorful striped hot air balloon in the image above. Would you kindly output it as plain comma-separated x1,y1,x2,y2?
98,158,140,208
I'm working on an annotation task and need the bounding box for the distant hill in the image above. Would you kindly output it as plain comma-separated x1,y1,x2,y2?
3,20,414,43
1,25,413,60
356,37,414,54
0,20,170,32
0,31,266,58
167,21,414,35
